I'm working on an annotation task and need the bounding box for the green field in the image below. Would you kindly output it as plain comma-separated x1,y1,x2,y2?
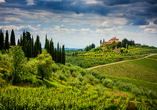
93,58,157,91
148,54,157,59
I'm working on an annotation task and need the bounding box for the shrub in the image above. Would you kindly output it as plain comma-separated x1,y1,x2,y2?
56,71,67,81
77,74,84,82
102,78,113,87
79,69,87,76
131,87,141,96
69,67,77,74
71,71,78,77
51,64,60,72
25,59,38,75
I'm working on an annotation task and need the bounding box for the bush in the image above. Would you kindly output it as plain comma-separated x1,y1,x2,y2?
79,69,87,76
131,87,141,96
51,64,60,72
102,78,113,87
77,74,84,82
25,59,38,75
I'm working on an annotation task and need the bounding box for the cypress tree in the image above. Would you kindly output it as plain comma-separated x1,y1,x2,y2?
62,45,65,65
34,35,42,57
44,35,48,50
10,29,16,46
5,30,9,50
17,39,20,46
59,47,61,63
50,38,54,60
54,48,57,63
0,29,4,50
31,36,34,57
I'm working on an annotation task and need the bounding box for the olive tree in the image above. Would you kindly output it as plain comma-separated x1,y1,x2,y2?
37,49,54,80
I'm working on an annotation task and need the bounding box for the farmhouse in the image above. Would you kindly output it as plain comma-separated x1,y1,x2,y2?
101,37,119,46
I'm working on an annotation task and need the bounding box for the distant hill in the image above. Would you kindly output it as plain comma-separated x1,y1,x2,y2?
65,48,84,50
42,47,84,50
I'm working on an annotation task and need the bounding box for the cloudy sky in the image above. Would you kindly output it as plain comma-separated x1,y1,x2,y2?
0,0,157,48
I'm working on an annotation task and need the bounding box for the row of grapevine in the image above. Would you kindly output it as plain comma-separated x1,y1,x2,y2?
1,87,157,109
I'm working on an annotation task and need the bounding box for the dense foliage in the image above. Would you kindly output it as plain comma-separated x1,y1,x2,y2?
1,87,156,110
84,43,95,52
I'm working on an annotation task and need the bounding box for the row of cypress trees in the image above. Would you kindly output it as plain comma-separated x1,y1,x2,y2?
44,35,65,65
18,31,42,58
0,29,15,51
0,29,65,65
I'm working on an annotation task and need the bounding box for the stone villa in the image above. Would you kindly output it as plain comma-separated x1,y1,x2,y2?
101,37,119,46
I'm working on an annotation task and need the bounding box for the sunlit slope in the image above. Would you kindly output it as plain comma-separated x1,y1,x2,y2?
93,58,157,91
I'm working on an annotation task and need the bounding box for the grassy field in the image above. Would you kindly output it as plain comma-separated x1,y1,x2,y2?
93,58,157,91
148,54,157,59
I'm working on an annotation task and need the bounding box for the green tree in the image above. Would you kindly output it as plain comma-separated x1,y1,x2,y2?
62,45,65,65
117,42,121,48
17,39,20,45
5,30,9,50
122,38,129,48
111,41,117,49
54,48,57,63
100,39,102,44
10,29,16,46
11,46,26,84
37,49,54,80
0,29,4,50
50,38,54,60
34,35,42,57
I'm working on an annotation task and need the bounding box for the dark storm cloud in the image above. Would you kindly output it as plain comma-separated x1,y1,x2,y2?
154,20,157,24
0,0,157,26
97,0,157,6
5,0,27,4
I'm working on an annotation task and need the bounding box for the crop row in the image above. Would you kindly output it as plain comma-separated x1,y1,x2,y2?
1,87,157,109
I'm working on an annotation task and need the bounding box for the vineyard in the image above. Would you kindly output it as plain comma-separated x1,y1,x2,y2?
66,46,157,68
93,57,157,92
0,87,157,109
148,54,157,59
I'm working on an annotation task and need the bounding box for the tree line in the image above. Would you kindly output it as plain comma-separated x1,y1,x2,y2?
0,29,65,64
84,43,95,52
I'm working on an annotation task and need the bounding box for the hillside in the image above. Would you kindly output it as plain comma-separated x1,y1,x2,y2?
0,46,157,109
91,54,157,92
66,45,157,68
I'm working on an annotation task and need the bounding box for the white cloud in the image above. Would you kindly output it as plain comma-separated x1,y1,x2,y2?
27,0,35,5
80,28,91,32
101,21,112,28
140,22,157,28
0,0,5,2
71,1,78,5
143,28,157,34
0,25,38,31
5,17,23,23
82,0,103,4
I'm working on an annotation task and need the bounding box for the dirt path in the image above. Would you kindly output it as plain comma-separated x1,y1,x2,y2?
87,53,157,70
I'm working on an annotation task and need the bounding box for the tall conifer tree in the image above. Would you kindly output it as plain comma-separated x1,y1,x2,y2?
10,29,15,46
62,45,65,65
5,30,9,50
0,29,4,50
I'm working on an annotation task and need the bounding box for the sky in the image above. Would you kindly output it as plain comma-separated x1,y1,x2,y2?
0,0,157,48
